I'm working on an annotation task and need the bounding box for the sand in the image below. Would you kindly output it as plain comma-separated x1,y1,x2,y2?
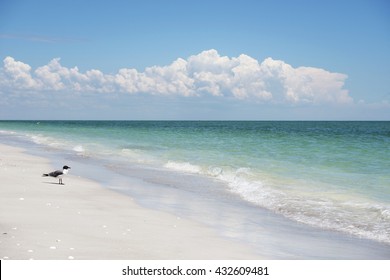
0,143,260,260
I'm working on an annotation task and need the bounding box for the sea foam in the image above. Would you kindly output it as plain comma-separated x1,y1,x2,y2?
73,145,85,153
164,161,202,174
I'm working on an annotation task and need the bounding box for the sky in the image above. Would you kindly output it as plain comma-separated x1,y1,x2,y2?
0,0,389,120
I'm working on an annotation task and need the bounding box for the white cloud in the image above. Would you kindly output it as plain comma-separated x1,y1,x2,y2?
260,58,352,104
35,58,64,90
1,56,39,89
0,50,352,104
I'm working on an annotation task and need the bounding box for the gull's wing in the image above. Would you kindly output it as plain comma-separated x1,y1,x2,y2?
48,170,63,177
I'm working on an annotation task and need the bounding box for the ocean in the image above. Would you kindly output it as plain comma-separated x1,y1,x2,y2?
1,121,389,258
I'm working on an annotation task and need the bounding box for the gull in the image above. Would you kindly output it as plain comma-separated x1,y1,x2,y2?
43,165,71,185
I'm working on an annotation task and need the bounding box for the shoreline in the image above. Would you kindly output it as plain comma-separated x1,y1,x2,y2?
0,143,260,259
1,139,390,260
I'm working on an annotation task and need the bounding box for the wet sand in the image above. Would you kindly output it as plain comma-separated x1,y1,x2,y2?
0,143,259,259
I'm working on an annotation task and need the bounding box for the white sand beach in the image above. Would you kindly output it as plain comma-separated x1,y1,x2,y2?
0,143,259,260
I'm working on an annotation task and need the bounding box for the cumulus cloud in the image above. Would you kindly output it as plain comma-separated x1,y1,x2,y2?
0,50,352,104
1,56,39,89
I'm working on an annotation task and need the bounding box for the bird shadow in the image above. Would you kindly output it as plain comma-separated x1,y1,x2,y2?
42,181,66,186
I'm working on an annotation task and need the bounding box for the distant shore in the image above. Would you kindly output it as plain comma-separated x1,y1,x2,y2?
0,143,259,260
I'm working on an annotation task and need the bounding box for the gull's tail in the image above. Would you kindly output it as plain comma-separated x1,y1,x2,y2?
42,173,49,177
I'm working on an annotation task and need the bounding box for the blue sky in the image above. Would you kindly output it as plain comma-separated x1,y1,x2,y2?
0,0,389,120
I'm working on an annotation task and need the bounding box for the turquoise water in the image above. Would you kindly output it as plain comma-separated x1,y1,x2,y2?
1,121,389,245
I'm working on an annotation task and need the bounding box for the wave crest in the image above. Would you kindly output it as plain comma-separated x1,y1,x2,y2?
164,161,202,174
